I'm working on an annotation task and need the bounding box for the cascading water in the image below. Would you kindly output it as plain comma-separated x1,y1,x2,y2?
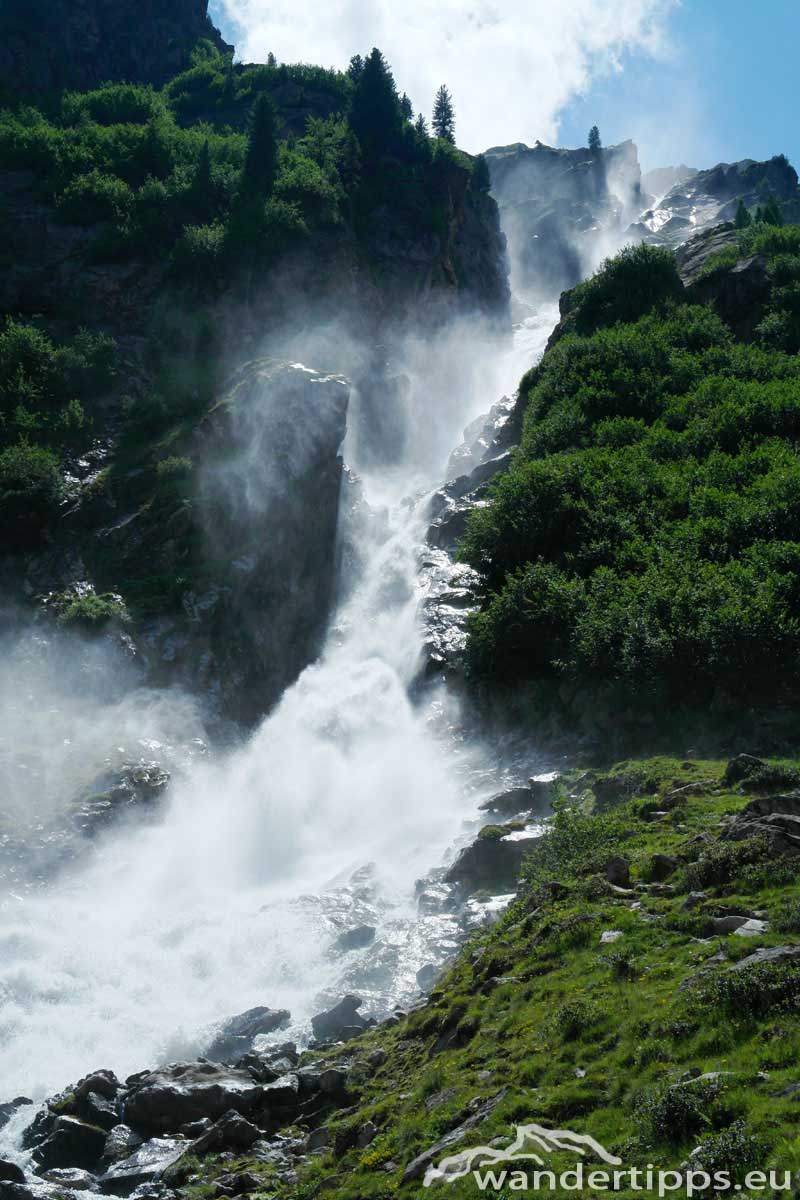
0,304,558,1133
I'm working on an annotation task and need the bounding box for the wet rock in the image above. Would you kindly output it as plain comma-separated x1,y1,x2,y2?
99,1137,186,1196
75,1071,121,1103
0,1184,34,1200
100,1124,143,1166
0,1165,24,1186
333,926,376,952
445,827,538,894
206,1007,291,1065
190,1111,261,1155
123,1063,263,1134
82,1091,119,1131
605,856,631,887
416,963,440,993
311,996,368,1043
32,1115,108,1171
0,1100,32,1132
260,1075,300,1110
40,1167,96,1189
478,788,534,818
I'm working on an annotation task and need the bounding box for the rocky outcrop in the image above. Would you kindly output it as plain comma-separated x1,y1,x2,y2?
485,139,644,295
0,0,231,97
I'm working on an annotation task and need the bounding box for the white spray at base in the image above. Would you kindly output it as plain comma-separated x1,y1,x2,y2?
0,305,557,1111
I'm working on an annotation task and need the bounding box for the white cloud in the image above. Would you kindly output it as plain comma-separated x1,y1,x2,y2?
215,0,677,152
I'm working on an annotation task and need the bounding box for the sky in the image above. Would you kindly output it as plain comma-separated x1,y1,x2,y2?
209,0,800,174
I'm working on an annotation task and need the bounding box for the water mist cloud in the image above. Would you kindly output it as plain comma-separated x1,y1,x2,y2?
215,0,676,152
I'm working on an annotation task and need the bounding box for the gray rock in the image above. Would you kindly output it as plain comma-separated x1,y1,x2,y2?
356,1122,377,1149
727,945,800,972
32,1115,108,1171
75,1071,121,1103
318,1069,349,1097
260,1074,300,1110
40,1167,96,1189
681,891,707,911
445,827,539,895
190,1111,261,1156
649,853,679,882
478,788,534,818
723,754,766,786
206,1006,291,1064
82,1091,119,1131
333,926,376,952
101,1125,143,1166
311,996,367,1043
305,1127,330,1152
0,1165,24,1186
403,1091,508,1183
123,1063,263,1134
605,856,631,887
99,1137,186,1196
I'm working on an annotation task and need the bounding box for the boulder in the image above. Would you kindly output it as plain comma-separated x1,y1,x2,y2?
32,1116,108,1171
206,1007,291,1064
403,1090,508,1183
0,1165,24,1186
333,926,376,952
648,853,679,882
75,1071,121,1103
260,1074,300,1110
190,1111,261,1156
723,754,766,786
0,1185,34,1200
101,1125,143,1166
81,1092,119,1131
478,788,534,818
311,996,367,1043
727,945,800,972
445,827,538,894
123,1063,263,1134
605,856,631,887
99,1137,186,1196
40,1168,96,1190
0,1100,32,1132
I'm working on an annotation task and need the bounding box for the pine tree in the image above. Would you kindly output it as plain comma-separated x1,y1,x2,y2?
267,52,277,67
734,198,752,229
472,153,491,193
764,195,784,226
400,92,413,121
349,48,402,158
347,54,364,82
414,113,429,138
432,85,455,143
588,125,601,153
242,94,278,195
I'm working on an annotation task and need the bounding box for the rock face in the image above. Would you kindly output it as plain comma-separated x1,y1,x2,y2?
123,1063,263,1134
630,154,800,247
485,139,644,295
0,0,231,96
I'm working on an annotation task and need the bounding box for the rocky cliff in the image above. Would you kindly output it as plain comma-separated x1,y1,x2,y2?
485,139,643,296
0,0,231,96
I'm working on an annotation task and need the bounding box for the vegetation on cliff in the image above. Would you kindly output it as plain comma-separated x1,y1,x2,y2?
461,231,800,710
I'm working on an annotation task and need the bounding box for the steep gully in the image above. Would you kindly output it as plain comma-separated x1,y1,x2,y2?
0,142,749,1141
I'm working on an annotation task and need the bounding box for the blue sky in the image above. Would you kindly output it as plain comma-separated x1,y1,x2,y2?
558,0,800,173
209,0,799,175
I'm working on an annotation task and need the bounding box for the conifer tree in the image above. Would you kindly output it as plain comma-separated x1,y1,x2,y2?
267,51,277,67
588,125,602,153
414,113,429,138
400,92,413,120
191,138,214,217
349,48,402,158
347,54,364,82
432,85,455,143
242,94,278,195
734,198,752,229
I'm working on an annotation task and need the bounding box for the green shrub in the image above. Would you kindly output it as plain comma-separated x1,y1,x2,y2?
567,243,683,335
58,593,126,628
56,169,133,224
0,442,61,545
156,455,193,479
636,1077,724,1146
700,961,800,1019
61,83,166,127
170,220,226,283
684,836,770,891
549,997,603,1040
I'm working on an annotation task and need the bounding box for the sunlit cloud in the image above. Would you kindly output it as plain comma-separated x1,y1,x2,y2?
214,0,678,152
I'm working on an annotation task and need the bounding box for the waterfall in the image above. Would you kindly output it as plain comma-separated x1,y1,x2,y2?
0,305,557,1114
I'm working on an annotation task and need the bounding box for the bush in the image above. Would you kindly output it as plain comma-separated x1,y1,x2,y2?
700,961,800,1019
636,1077,724,1146
170,220,226,284
56,169,133,224
0,442,60,545
61,83,166,127
58,593,125,628
156,455,193,480
567,243,683,335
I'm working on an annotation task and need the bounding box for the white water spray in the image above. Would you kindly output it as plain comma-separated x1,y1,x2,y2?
0,310,555,1113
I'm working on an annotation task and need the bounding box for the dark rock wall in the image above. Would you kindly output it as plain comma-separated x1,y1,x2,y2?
0,0,231,95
